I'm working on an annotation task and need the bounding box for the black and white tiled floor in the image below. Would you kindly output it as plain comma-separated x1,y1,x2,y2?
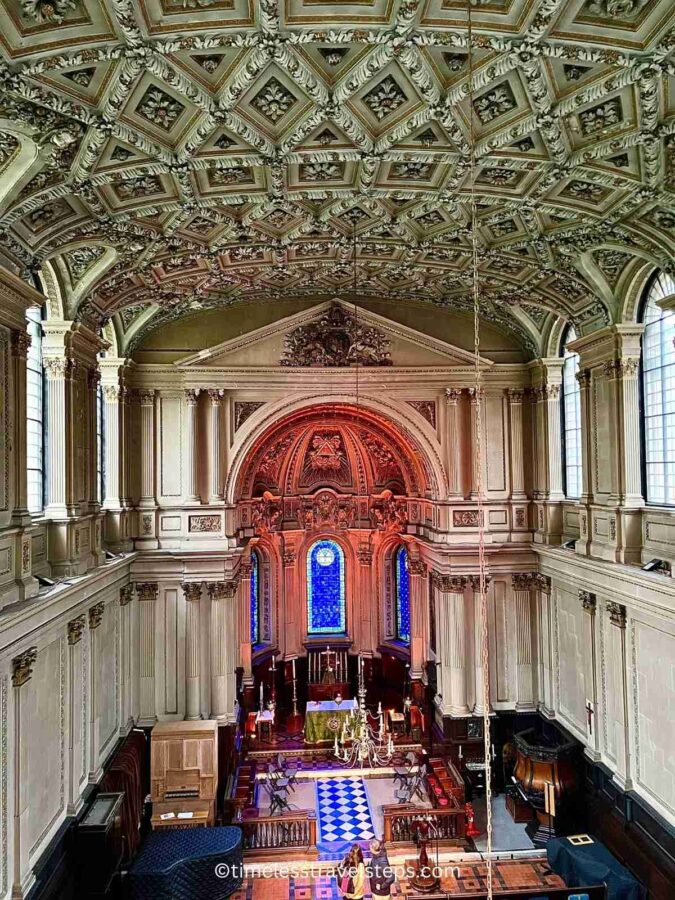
316,777,376,852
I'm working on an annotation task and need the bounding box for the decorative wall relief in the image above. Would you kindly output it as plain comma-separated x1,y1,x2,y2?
370,489,407,533
453,509,481,527
281,304,392,367
188,514,221,533
300,432,351,486
251,492,282,535
234,401,265,431
406,400,437,428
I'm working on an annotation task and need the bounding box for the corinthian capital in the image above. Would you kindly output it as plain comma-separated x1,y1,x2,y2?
434,574,467,593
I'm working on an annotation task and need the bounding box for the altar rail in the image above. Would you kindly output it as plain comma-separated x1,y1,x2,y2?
240,810,318,858
382,804,466,847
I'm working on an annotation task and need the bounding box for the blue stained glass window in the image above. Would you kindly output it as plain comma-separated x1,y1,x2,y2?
307,539,346,634
250,551,260,644
395,546,411,644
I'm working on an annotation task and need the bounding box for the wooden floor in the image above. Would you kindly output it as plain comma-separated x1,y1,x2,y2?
229,860,565,900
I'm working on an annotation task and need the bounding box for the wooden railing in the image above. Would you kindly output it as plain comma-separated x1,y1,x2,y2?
382,803,466,847
240,809,318,858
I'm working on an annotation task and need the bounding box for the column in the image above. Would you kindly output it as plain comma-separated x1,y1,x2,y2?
534,574,553,716
512,574,535,710
238,559,253,685
137,391,158,548
543,383,564,500
185,389,201,503
605,601,631,789
67,615,85,813
470,574,492,715
102,383,121,509
137,582,158,726
444,389,463,498
183,582,203,720
120,387,132,509
44,356,71,517
11,647,38,898
88,601,105,781
358,544,376,654
614,356,644,561
209,580,238,721
580,590,600,758
86,368,100,512
208,389,224,502
507,389,527,501
408,557,428,699
468,388,482,499
435,575,470,715
118,585,134,733
10,330,30,523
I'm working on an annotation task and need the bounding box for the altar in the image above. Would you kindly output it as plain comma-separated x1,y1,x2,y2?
304,699,356,744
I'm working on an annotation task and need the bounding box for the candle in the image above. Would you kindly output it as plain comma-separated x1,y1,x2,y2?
292,658,296,680
458,744,463,759
259,682,263,708
377,701,382,715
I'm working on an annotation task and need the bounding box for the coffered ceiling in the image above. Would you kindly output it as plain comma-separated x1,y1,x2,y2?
0,0,673,356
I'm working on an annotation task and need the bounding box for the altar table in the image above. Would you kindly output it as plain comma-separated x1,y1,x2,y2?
304,699,355,744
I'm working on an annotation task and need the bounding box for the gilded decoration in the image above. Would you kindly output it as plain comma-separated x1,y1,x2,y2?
12,648,38,687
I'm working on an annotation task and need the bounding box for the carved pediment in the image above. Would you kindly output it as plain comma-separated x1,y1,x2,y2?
281,303,392,367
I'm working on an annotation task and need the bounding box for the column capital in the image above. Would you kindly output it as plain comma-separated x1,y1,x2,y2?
10,329,31,358
119,584,134,606
12,647,38,687
468,386,484,403
579,590,596,613
207,580,238,600
185,388,201,405
433,573,467,593
207,388,225,403
506,388,526,402
469,573,492,592
409,558,427,577
67,615,86,645
102,383,121,403
511,572,537,591
445,387,462,405
87,367,101,390
43,356,70,379
182,582,203,602
533,573,551,594
606,601,627,628
575,367,591,388
136,389,156,406
136,581,158,602
88,602,105,629
357,545,373,565
283,549,296,567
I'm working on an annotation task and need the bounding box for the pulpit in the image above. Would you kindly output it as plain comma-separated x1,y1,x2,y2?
512,726,581,846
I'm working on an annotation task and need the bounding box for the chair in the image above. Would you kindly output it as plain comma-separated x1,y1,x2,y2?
266,762,290,794
277,753,298,790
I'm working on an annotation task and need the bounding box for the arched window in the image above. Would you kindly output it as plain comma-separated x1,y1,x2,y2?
394,545,410,644
307,539,346,635
640,271,675,505
250,550,260,644
561,324,582,500
26,306,45,515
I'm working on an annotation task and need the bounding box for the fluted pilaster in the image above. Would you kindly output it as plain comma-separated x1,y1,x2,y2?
469,574,492,715
434,575,470,715
185,390,201,503
511,573,535,709
208,389,224,502
507,389,527,500
183,582,203,720
444,388,463,498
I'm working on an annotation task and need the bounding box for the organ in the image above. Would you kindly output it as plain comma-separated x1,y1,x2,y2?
150,721,218,830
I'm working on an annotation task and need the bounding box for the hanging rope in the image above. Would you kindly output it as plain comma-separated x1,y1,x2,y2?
466,3,494,897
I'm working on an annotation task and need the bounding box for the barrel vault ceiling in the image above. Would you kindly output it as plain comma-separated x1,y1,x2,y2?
0,0,674,355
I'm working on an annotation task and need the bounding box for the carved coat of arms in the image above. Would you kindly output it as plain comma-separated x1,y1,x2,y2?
281,303,392,367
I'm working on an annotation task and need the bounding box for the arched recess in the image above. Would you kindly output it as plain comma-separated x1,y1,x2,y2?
379,535,412,649
228,394,446,505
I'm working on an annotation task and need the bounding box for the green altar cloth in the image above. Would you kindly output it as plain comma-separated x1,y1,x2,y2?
304,700,355,743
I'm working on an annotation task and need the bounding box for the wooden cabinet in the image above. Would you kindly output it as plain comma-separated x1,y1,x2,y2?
150,720,218,830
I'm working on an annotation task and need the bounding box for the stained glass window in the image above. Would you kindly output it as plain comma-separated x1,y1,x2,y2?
641,271,675,505
395,545,410,644
250,550,260,644
561,325,582,500
307,539,346,634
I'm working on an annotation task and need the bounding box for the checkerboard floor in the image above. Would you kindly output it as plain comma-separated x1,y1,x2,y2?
316,777,376,849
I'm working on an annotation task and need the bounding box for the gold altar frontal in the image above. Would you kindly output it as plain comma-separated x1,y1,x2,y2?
303,699,355,744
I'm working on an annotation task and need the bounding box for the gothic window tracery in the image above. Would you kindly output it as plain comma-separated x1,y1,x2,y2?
640,271,675,505
307,538,346,635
